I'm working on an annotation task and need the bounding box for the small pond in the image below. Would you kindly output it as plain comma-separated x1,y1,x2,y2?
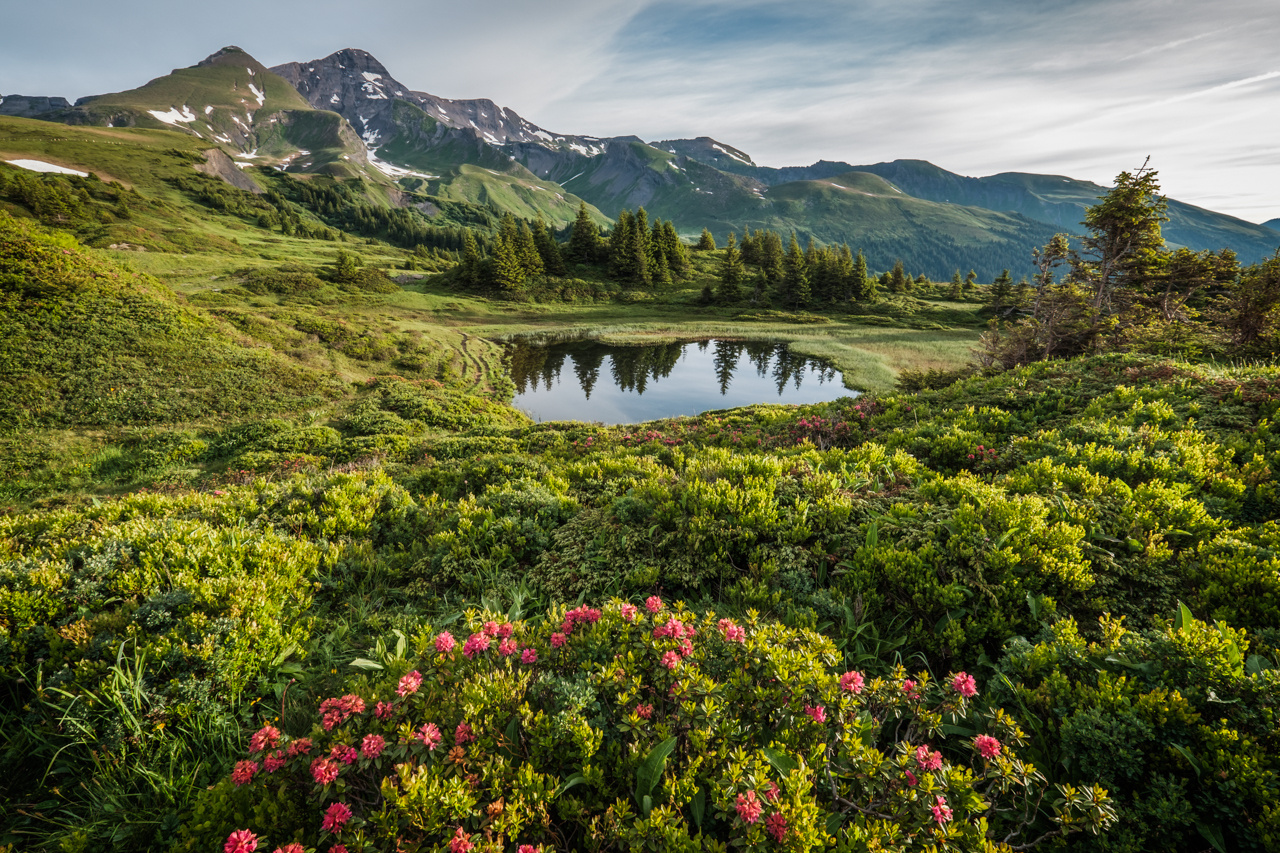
506,338,856,424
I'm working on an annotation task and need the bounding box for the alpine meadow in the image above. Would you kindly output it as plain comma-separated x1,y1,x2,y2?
3,29,1280,853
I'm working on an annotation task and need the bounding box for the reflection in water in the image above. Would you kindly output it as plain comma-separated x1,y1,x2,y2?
506,338,852,424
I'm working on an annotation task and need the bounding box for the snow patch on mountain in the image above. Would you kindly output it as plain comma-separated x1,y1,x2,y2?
5,159,88,177
148,105,197,125
248,83,265,106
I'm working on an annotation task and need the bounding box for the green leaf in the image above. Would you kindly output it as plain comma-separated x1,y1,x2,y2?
1174,601,1194,631
1171,744,1202,777
348,657,384,671
762,746,799,778
690,785,707,827
825,812,845,835
864,522,879,551
555,773,587,798
635,736,678,803
1246,653,1276,675
641,794,654,819
1196,821,1227,853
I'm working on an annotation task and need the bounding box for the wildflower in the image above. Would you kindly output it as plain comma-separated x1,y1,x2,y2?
661,650,681,670
975,734,1002,759
331,846,348,853
455,721,476,745
635,703,654,719
678,638,694,657
231,759,258,786
839,670,865,694
310,757,340,786
951,671,978,698
449,827,474,853
766,811,788,843
521,647,538,664
803,705,826,723
416,722,442,750
905,769,917,787
550,632,567,648
360,733,386,759
319,695,365,731
645,595,663,613
901,679,922,699
285,737,312,758
321,801,352,833
462,633,491,658
518,846,540,853
497,622,514,639
916,745,943,772
375,700,394,720
718,618,746,642
397,670,423,697
482,620,500,637
249,724,281,754
763,780,780,802
272,844,304,853
498,638,519,656
735,790,763,823
330,744,358,765
435,631,456,654
224,829,258,853
931,795,952,825
620,603,638,621
264,751,286,773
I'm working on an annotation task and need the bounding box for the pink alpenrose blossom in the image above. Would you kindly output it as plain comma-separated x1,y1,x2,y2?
521,647,538,664
397,670,423,697
916,745,943,772
224,829,258,853
321,801,352,833
951,671,978,698
975,734,1002,759
449,827,475,853
839,670,865,694
360,733,386,759
932,795,953,825
435,631,456,654
416,722,442,750
735,790,763,823
249,724,281,754
645,595,663,613
765,811,788,843
231,759,258,786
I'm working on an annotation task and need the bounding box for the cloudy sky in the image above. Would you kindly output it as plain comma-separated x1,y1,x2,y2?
4,0,1278,223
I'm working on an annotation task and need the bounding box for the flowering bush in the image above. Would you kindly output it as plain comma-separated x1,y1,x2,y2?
199,600,1113,851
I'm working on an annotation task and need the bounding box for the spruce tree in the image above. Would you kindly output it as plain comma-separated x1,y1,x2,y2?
965,269,978,291
532,217,565,276
609,210,635,280
1013,276,1032,308
567,202,602,264
516,220,544,279
990,269,1014,309
489,230,526,292
696,228,716,251
717,232,744,302
459,230,482,286
782,233,811,308
949,270,964,300
889,260,909,294
835,244,856,302
852,249,870,301
659,221,688,275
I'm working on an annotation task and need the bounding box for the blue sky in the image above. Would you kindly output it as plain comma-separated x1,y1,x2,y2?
3,0,1278,222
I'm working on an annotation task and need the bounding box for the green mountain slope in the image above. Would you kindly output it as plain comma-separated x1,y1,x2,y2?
0,211,342,429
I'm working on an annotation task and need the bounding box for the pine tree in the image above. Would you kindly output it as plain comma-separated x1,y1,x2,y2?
990,269,1014,309
835,244,856,302
659,221,688,275
965,269,978,291
782,233,811,308
696,228,716,251
889,259,909,293
949,270,964,300
1013,276,1032,308
331,249,361,284
489,229,525,292
609,210,635,280
852,249,871,301
651,247,673,288
532,217,566,276
516,220,544,279
459,230,482,286
567,202,602,263
717,232,744,302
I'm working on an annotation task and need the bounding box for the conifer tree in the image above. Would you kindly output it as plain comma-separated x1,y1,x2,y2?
965,269,978,291
489,229,525,292
949,270,964,300
889,259,910,293
331,249,361,284
567,202,603,263
852,249,870,301
609,210,635,280
782,233,811,307
835,244,856,302
759,230,784,289
651,247,673,288
717,232,744,302
696,228,716,251
1013,276,1032,308
740,230,759,266
516,220,544,279
659,221,688,275
459,229,482,286
990,268,1014,309
532,217,566,276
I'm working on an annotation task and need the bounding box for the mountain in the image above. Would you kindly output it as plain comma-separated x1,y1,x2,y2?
0,94,73,118
1264,219,1280,233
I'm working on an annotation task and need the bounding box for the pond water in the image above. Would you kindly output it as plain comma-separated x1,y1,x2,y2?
507,338,856,424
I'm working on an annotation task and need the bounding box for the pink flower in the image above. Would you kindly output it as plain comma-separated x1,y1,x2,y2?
717,618,746,642
435,631,456,654
264,751,286,773
449,827,474,853
517,846,540,853
498,638,519,656
804,705,826,723
765,811,788,843
952,671,978,698
905,769,917,787
901,679,922,699
330,744,357,765
231,759,258,786
360,733,386,759
331,847,348,853
931,795,953,825
285,737,312,758
321,801,352,833
763,781,780,802
310,757,340,785
416,722,442,750
620,603,638,622
839,671,865,694
521,647,538,664
678,638,694,657
271,844,304,853
735,790,763,823
224,829,258,853
645,595,664,614
482,620,500,637
455,721,476,745
635,703,654,719
497,622,514,639
975,734,1002,759
550,632,567,648
661,650,681,670
915,745,943,772
249,724,281,754
397,670,423,697
319,695,365,731
462,633,491,658
375,700,394,720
